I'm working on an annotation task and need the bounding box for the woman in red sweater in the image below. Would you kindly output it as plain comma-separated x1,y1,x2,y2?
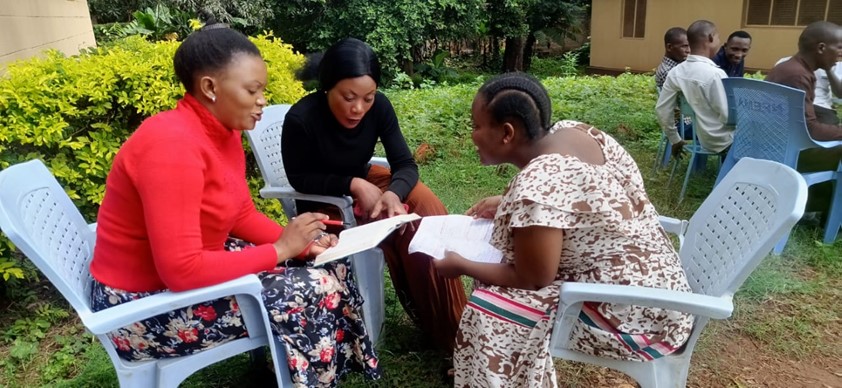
88,23,380,386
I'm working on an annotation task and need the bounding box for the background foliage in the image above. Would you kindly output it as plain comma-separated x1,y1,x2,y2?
0,34,304,283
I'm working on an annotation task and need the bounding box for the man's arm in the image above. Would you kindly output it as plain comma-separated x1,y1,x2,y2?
704,73,730,125
828,65,842,98
655,76,682,144
793,73,842,140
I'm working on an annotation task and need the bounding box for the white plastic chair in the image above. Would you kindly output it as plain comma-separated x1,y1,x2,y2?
245,104,386,344
549,157,807,388
0,160,292,387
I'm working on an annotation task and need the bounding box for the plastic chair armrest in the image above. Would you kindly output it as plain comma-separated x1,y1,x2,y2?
258,186,353,210
810,139,842,149
558,282,733,320
88,223,97,233
658,216,687,236
81,274,263,335
369,157,390,168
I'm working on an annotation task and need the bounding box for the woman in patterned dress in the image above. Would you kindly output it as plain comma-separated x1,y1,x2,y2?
88,21,380,387
434,73,694,387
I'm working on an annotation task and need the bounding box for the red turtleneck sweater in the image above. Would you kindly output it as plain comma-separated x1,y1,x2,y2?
90,94,282,292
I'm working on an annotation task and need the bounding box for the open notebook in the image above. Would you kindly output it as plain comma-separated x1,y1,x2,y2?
408,215,503,263
314,213,421,266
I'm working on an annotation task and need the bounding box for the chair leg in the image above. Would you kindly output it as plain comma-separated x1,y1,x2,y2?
772,230,791,255
668,156,680,186
351,249,385,345
678,152,697,202
823,177,842,244
653,139,664,172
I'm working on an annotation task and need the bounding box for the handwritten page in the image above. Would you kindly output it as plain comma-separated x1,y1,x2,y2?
314,213,421,266
408,215,503,263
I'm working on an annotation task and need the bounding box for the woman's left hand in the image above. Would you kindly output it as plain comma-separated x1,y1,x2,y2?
307,232,339,257
433,250,467,278
369,191,406,219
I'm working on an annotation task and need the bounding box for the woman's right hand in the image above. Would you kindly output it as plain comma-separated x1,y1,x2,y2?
273,212,329,263
350,177,383,221
465,195,502,219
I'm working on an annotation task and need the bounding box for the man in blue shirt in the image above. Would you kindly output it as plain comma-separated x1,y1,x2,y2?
713,31,752,77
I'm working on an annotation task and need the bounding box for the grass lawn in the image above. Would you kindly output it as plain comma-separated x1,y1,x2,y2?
1,73,841,387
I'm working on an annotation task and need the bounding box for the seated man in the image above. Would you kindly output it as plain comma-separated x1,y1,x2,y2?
766,21,842,219
713,31,752,77
656,20,731,159
655,27,690,89
767,22,842,140
775,56,842,125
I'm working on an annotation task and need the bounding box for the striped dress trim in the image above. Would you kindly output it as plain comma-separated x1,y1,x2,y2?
579,303,677,361
467,289,548,328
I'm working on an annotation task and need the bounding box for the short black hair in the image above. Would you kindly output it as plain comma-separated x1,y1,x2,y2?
664,27,687,45
476,72,552,140
727,30,752,42
298,38,381,91
798,21,841,52
687,20,717,47
172,21,261,92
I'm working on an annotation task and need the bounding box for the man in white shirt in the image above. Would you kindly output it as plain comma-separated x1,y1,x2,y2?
776,56,842,125
656,20,731,158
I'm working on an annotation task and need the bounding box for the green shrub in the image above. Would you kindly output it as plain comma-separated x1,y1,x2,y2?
0,33,305,281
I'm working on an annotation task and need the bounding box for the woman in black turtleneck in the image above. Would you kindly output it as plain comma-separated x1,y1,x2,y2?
281,38,467,356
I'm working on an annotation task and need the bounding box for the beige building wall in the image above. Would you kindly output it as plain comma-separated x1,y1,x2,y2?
591,0,803,73
0,0,96,67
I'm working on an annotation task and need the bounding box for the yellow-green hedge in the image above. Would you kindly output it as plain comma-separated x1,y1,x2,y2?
0,33,305,280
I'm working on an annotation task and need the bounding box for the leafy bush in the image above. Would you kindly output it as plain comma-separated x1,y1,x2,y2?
0,33,305,282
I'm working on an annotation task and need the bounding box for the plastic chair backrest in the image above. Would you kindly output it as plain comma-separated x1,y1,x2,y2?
679,157,807,298
721,78,808,167
246,104,293,188
0,160,97,316
678,95,699,144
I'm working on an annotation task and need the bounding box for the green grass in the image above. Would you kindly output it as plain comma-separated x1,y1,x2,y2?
2,70,841,387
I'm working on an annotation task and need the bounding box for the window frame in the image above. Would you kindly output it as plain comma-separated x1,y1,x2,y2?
621,0,647,39
744,0,839,27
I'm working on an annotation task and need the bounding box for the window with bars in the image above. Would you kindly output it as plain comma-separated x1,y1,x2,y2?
622,0,647,38
745,0,842,26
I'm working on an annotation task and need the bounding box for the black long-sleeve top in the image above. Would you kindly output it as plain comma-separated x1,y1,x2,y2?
281,91,419,201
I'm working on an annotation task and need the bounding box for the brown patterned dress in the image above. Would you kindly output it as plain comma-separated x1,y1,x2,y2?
454,121,694,387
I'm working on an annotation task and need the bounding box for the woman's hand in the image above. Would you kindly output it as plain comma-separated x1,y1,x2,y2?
350,177,383,221
307,233,339,257
465,195,502,219
369,190,406,219
273,212,328,263
433,250,467,278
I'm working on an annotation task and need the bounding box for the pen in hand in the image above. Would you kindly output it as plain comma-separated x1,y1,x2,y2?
322,219,349,227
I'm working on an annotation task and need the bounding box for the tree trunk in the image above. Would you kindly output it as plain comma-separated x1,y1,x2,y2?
492,36,501,65
523,32,537,72
401,58,414,76
502,36,524,72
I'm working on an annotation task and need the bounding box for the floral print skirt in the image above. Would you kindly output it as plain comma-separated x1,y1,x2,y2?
90,239,381,387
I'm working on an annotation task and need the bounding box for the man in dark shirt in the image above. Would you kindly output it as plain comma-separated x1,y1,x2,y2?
713,31,752,77
766,22,842,141
766,21,842,217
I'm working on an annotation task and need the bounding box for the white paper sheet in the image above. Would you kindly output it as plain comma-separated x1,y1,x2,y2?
408,215,503,263
315,213,421,265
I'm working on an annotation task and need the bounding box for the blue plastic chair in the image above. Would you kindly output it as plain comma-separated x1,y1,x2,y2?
0,160,293,387
715,78,842,253
669,97,722,202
